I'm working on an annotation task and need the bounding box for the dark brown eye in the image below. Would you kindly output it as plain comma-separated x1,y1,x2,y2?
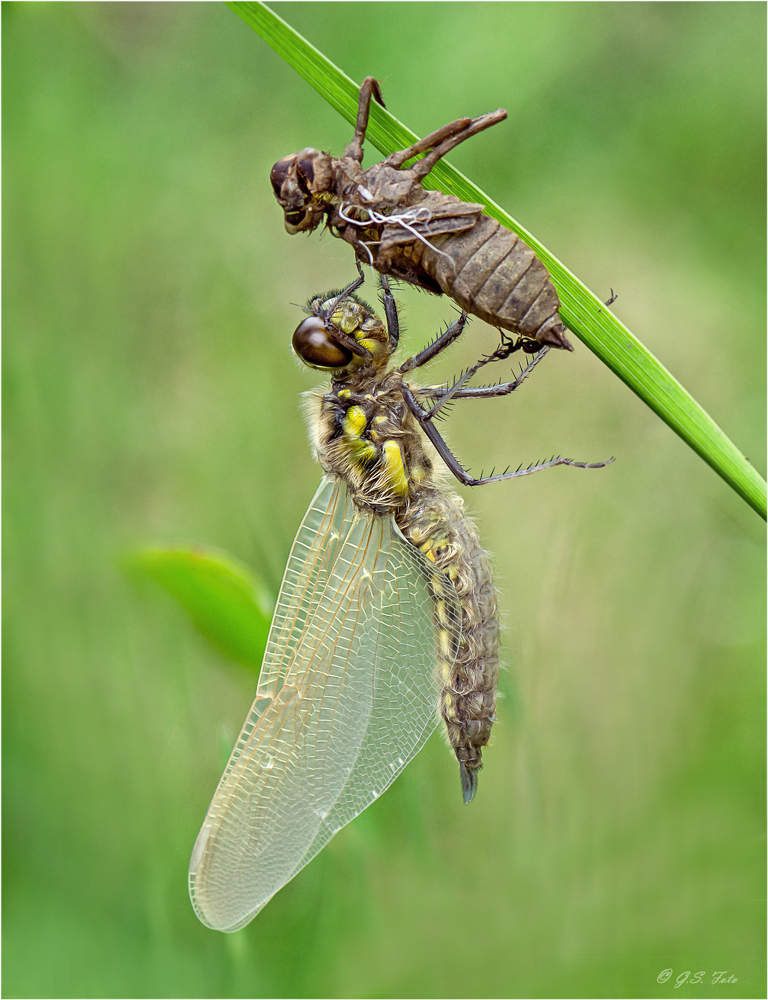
292,317,353,370
270,157,293,196
296,157,315,189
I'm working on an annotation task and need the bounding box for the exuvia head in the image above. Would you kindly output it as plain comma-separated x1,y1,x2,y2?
270,148,334,235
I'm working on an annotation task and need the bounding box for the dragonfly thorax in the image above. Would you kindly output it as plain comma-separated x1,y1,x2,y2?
313,369,433,516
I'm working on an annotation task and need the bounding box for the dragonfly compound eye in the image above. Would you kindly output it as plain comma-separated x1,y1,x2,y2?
292,316,354,370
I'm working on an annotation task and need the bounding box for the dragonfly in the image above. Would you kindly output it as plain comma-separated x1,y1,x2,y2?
189,273,611,931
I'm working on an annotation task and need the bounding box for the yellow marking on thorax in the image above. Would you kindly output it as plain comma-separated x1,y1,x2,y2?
358,338,386,360
342,405,377,467
381,440,409,497
343,405,368,438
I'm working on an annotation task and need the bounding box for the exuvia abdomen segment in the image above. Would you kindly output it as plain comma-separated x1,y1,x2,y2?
423,215,568,348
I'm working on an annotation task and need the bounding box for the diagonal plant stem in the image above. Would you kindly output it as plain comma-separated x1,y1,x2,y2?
226,0,766,520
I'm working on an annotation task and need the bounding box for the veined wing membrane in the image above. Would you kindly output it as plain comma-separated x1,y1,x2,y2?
189,476,459,932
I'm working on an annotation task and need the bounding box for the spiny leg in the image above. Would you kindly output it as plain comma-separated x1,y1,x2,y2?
325,263,367,315
318,263,373,361
424,346,550,403
398,311,470,373
378,275,400,350
400,384,613,487
424,339,546,419
344,77,386,162
379,275,465,357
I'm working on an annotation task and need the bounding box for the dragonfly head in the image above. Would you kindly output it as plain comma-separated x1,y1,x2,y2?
270,148,334,234
293,293,390,372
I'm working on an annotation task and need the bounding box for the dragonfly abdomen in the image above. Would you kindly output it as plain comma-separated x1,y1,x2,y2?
398,489,499,804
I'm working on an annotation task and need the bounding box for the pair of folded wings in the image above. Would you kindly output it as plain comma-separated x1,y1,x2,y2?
380,192,484,245
189,476,460,932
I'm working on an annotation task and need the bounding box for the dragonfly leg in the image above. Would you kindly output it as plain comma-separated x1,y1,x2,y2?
399,311,470,373
401,384,613,487
316,265,373,361
422,339,545,419
325,265,367,315
378,276,401,350
344,77,386,162
426,346,551,403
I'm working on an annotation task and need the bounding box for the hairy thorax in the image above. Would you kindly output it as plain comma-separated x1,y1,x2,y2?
308,366,433,516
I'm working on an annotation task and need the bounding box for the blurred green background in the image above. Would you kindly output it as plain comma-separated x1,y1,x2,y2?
4,2,765,997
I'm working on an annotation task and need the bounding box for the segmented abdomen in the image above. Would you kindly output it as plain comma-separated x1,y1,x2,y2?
422,215,570,349
398,488,499,803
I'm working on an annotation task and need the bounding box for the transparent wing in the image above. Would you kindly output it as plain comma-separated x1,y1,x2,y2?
188,476,459,932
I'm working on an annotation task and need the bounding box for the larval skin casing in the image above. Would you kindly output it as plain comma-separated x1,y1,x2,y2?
270,76,573,352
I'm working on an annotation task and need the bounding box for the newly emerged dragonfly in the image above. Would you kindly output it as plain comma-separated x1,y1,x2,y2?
189,275,610,932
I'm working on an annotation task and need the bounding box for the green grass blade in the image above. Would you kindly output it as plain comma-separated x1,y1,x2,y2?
227,1,766,520
126,546,273,673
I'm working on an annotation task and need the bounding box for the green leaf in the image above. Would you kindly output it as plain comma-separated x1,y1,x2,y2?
127,546,273,672
226,0,766,520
